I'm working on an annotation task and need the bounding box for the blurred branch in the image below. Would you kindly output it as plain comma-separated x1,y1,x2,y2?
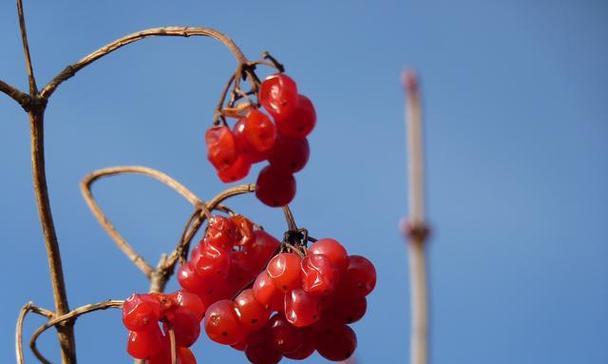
15,302,54,364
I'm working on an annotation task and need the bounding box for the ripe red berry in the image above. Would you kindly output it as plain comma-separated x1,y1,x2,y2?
260,73,298,120
244,230,281,273
245,332,283,364
164,310,200,347
233,109,277,162
177,262,207,296
283,328,316,360
217,154,251,183
314,324,357,361
309,238,349,272
275,95,316,139
342,255,377,297
234,288,271,331
269,313,303,354
268,135,310,173
323,295,367,325
122,293,162,331
177,347,197,364
230,215,255,247
301,254,338,296
253,272,284,312
204,215,237,251
284,288,321,327
173,290,206,321
266,253,302,292
205,126,239,171
192,243,231,279
204,299,246,345
255,165,296,207
126,326,163,359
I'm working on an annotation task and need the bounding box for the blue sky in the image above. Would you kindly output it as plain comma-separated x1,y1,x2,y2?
1,0,607,363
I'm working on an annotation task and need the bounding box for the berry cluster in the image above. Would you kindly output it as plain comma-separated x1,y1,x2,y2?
202,238,376,363
122,291,203,363
205,73,316,207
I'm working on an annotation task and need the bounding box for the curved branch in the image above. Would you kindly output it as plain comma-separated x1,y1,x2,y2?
0,79,31,110
40,26,249,100
30,300,124,364
15,302,54,364
80,166,204,277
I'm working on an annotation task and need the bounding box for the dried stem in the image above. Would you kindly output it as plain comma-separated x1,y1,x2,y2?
29,300,124,363
0,79,31,109
17,0,37,94
15,302,54,364
403,70,431,364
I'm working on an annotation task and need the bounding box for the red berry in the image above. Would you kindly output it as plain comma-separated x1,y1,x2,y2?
204,299,246,345
164,310,200,347
173,290,206,321
245,331,283,364
255,165,296,207
284,288,321,327
260,73,298,120
268,135,310,173
253,272,284,312
283,328,316,360
233,109,277,161
204,215,237,251
323,295,367,324
205,126,239,170
126,326,163,359
177,347,197,364
230,215,255,247
314,324,357,361
122,293,162,331
266,253,302,292
301,254,338,296
246,230,281,272
148,344,197,364
234,288,271,331
309,238,349,272
192,243,231,279
342,255,377,297
275,95,316,138
269,313,303,354
217,154,251,183
177,262,206,295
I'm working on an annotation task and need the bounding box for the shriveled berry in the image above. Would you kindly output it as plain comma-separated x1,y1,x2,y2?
234,288,271,331
275,95,316,138
205,215,238,251
205,126,239,170
233,109,277,159
192,243,231,279
284,288,321,327
217,154,251,183
268,136,310,173
126,326,163,359
122,293,162,331
255,165,296,207
315,324,357,361
204,299,245,345
266,253,302,292
301,254,338,296
230,215,255,247
253,272,284,312
260,73,298,120
309,238,349,272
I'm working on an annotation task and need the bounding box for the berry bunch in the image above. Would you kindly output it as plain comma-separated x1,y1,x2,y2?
122,291,203,363
202,237,377,363
205,73,316,207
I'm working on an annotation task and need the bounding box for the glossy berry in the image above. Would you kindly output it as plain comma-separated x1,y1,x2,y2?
255,165,296,207
283,328,316,360
205,126,239,171
284,288,321,327
164,309,200,347
309,238,349,272
253,272,284,312
204,299,245,345
147,344,197,364
173,290,206,321
246,334,283,364
301,254,338,296
260,73,298,120
268,136,310,173
323,295,367,325
177,262,208,296
269,314,303,354
230,215,255,247
342,255,377,297
204,215,237,251
191,243,231,279
217,154,251,183
233,109,277,162
177,347,197,364
275,95,316,139
126,326,163,359
266,253,302,292
122,293,162,331
234,288,271,331
315,324,357,361
241,230,281,273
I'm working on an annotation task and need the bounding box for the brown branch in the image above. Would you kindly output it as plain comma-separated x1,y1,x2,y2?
40,26,249,100
16,0,38,94
402,70,431,364
29,300,124,364
0,79,31,110
15,302,54,364
80,166,204,277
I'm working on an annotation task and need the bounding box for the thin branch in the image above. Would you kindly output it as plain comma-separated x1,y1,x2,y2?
80,166,204,277
16,302,54,364
40,26,249,100
16,0,38,94
29,300,124,364
0,79,31,109
402,70,431,364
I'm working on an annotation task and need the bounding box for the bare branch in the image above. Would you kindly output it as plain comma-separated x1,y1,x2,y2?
16,0,38,94
29,300,123,364
0,79,31,109
80,166,204,277
402,70,431,364
40,26,249,100
16,302,54,364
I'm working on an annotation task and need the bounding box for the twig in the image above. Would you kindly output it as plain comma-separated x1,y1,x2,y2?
15,302,54,364
40,26,249,100
402,70,431,364
16,0,37,94
80,166,204,277
29,300,124,363
168,327,177,364
0,79,31,109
